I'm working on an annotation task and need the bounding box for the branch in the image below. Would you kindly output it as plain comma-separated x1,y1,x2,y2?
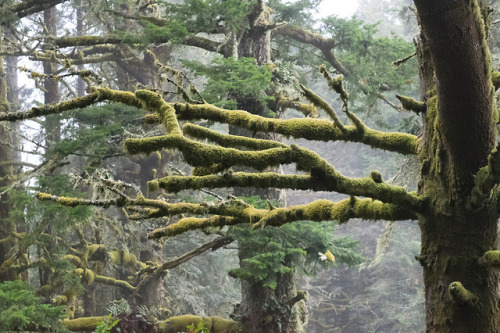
150,197,416,239
2,88,418,155
396,95,426,113
151,169,422,212
478,250,500,269
93,274,136,293
9,0,68,19
158,237,233,272
173,103,419,155
276,24,347,75
0,92,103,121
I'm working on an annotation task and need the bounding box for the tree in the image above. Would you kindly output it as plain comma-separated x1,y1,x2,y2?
3,0,500,332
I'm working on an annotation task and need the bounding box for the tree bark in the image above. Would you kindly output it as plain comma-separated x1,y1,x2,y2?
414,1,500,331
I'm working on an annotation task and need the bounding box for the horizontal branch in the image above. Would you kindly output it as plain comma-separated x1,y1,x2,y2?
149,197,415,239
0,92,103,121
173,103,419,155
182,123,287,150
10,0,67,19
151,170,423,212
252,197,416,228
2,88,418,156
125,135,294,170
148,216,243,239
478,250,500,268
51,33,222,53
94,274,136,293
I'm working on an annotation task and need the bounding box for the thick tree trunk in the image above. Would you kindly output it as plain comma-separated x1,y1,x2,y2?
419,209,499,332
414,1,500,331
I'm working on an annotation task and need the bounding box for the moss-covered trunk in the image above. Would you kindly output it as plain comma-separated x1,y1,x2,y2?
414,1,500,330
418,208,499,332
223,2,305,332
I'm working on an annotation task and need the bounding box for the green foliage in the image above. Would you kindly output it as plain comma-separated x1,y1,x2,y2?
184,57,274,115
118,20,189,46
163,0,252,33
187,320,210,333
268,0,322,28
7,175,92,233
227,196,364,289
0,280,67,332
321,16,417,98
52,104,143,167
95,314,121,333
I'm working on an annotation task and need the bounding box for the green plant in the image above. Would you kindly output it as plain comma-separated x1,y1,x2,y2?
0,280,67,332
186,320,210,333
95,314,121,333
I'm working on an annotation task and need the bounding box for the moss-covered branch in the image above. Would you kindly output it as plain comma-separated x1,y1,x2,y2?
149,198,416,239
173,103,418,155
93,274,136,293
478,250,500,268
448,282,478,307
9,0,67,19
252,197,416,228
183,123,287,150
3,88,418,155
126,135,294,170
50,33,222,54
300,84,345,131
396,95,426,113
149,216,243,239
63,316,106,331
275,94,318,118
157,315,241,333
63,315,240,332
151,170,422,212
0,92,102,121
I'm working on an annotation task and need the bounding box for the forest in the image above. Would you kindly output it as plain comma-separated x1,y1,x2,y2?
1,0,500,332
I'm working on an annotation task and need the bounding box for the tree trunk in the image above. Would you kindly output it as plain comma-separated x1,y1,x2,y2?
414,1,500,331
228,3,304,332
0,25,18,282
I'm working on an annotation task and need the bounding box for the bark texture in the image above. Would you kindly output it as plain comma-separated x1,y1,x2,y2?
414,1,500,331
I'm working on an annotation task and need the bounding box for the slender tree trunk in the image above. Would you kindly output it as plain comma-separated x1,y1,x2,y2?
228,3,304,332
0,26,18,282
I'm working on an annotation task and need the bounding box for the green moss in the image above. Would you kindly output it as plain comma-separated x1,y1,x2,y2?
369,170,383,183
448,282,478,306
63,316,105,331
396,95,426,113
148,179,160,192
478,250,500,268
62,255,82,267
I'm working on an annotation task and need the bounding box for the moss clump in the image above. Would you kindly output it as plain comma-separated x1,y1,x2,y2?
370,170,383,183
396,95,426,113
148,179,160,192
448,282,478,306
